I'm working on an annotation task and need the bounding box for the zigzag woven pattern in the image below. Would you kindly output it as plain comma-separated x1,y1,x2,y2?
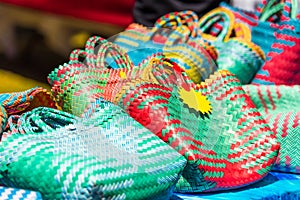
1,100,186,199
266,113,300,173
243,85,300,173
0,187,42,200
251,31,300,85
47,35,280,193
174,70,279,192
115,67,279,192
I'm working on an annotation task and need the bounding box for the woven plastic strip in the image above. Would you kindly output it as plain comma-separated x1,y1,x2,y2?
215,38,265,84
0,87,58,115
266,113,300,173
178,70,279,192
49,36,216,114
243,84,300,173
0,187,42,200
1,100,186,199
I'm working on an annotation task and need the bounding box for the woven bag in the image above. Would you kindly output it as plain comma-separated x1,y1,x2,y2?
243,85,300,173
48,38,154,116
198,7,265,84
152,10,218,84
0,187,42,200
48,36,279,192
0,87,58,115
115,63,279,192
250,0,300,85
1,102,186,199
113,10,200,65
114,9,218,79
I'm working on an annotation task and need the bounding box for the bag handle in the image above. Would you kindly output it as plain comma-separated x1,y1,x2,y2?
154,10,199,38
151,10,200,45
69,36,133,70
198,7,235,42
95,39,133,70
259,0,298,21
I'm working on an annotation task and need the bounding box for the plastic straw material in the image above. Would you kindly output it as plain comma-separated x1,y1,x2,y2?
48,36,279,192
243,84,300,173
0,186,42,200
1,101,186,199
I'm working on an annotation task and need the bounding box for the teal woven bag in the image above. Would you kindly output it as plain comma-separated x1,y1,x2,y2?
1,99,186,199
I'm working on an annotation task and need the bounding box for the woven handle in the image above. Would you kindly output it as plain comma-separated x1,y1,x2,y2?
69,36,133,69
154,10,199,37
152,10,200,45
260,0,298,21
198,7,235,42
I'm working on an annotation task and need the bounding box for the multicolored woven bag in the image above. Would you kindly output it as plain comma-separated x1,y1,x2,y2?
1,101,186,199
219,1,259,27
243,85,300,174
198,7,265,84
113,10,200,65
251,0,300,85
0,187,42,200
49,35,280,193
113,10,218,83
0,87,58,115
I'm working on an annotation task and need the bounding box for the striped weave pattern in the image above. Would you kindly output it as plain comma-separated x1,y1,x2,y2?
0,187,42,200
0,100,186,199
243,85,300,173
48,36,280,192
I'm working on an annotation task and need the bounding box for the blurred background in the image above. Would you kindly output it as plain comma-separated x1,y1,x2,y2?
0,0,281,91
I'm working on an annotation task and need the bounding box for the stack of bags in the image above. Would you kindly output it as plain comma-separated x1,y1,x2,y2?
0,0,299,199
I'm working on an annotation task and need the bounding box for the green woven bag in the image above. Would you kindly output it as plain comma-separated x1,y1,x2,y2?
48,35,280,192
198,7,265,84
1,99,186,199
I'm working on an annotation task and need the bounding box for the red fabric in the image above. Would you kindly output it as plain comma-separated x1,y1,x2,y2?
0,0,134,27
